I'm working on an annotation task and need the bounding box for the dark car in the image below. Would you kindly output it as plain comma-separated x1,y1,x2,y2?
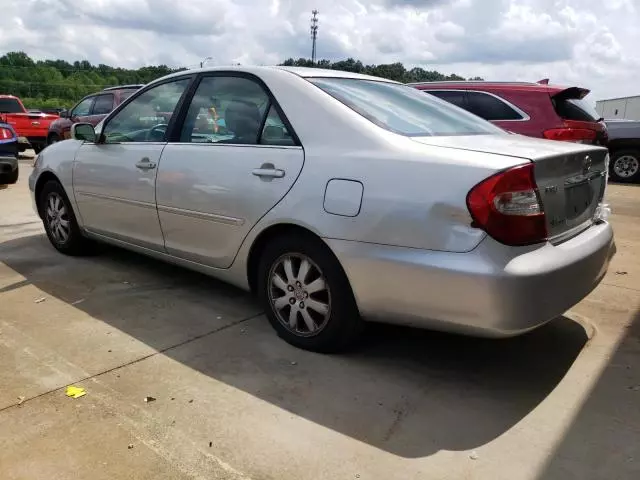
0,121,18,185
411,80,608,146
604,119,640,182
47,84,143,145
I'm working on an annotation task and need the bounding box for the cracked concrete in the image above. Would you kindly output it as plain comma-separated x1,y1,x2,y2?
0,163,638,479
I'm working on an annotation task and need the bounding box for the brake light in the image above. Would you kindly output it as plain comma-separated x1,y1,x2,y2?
466,163,547,246
543,127,596,143
0,127,14,140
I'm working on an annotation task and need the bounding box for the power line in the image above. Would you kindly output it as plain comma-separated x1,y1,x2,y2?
310,10,319,64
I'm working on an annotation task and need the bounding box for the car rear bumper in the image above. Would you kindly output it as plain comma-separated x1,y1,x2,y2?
326,222,615,337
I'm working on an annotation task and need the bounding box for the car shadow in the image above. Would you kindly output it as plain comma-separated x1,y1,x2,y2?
0,233,590,458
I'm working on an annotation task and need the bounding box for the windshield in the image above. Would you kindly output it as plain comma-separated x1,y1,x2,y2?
0,98,23,114
308,78,504,137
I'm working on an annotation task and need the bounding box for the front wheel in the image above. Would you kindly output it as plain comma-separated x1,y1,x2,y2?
610,149,640,183
39,180,94,255
257,235,363,353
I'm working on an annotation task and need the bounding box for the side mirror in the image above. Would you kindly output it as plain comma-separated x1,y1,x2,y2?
59,110,69,118
71,123,96,142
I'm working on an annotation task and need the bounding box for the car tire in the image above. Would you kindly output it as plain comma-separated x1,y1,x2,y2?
39,180,94,256
48,133,60,146
257,233,363,353
32,143,44,154
609,149,640,183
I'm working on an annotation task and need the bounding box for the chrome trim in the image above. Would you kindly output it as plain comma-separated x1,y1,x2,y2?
75,191,156,209
423,89,531,122
167,143,302,150
157,204,245,226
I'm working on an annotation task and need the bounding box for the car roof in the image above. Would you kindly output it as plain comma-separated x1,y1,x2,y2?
152,65,398,85
102,84,145,92
410,80,578,95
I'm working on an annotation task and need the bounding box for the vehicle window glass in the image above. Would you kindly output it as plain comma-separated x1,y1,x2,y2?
119,90,137,102
466,92,524,121
554,98,601,122
260,105,295,146
426,90,467,109
179,76,270,144
92,94,114,115
103,79,189,143
0,98,23,113
72,97,95,117
309,78,503,137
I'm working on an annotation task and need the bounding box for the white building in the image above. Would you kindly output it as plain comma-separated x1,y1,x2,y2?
596,95,640,120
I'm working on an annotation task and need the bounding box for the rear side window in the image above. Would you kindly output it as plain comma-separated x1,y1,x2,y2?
309,78,503,137
92,94,115,115
119,89,138,103
0,98,23,113
466,92,525,121
554,98,601,122
426,90,466,109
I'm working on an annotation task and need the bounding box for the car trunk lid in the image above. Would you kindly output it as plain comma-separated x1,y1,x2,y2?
411,134,609,241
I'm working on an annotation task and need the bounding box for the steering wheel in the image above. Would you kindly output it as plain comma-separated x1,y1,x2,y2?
146,123,169,141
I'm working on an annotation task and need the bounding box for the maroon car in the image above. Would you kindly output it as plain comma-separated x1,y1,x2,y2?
411,80,608,146
47,84,143,145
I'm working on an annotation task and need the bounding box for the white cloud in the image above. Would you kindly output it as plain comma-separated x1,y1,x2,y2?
0,0,638,101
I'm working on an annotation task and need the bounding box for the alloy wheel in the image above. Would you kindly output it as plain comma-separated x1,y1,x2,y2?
268,253,331,337
614,155,640,178
45,192,71,245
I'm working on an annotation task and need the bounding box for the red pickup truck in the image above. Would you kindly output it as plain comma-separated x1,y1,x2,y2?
0,95,59,153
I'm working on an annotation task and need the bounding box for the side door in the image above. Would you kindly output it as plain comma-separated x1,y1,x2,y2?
73,77,192,250
156,74,304,268
86,93,115,126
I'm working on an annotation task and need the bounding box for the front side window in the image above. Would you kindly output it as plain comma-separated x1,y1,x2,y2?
102,78,190,143
309,78,503,137
180,76,273,145
92,94,114,115
466,92,525,121
72,97,95,117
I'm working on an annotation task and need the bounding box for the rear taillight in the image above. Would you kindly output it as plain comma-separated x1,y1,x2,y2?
0,127,14,140
466,163,547,246
543,127,596,143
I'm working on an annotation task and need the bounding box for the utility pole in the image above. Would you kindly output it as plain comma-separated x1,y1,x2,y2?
310,10,319,64
200,57,213,68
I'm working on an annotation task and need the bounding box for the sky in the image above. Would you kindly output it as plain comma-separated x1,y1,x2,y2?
0,0,638,102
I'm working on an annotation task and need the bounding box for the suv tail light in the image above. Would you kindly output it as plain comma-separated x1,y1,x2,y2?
466,163,547,246
0,127,14,140
543,127,597,143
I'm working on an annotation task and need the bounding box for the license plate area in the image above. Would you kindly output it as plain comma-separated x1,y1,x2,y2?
564,173,603,223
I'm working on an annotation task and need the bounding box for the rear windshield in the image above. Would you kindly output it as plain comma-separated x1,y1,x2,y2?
554,98,601,122
308,78,504,137
0,98,23,114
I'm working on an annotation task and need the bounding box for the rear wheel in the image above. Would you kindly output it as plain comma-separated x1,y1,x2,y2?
257,234,363,353
610,149,640,183
39,180,94,255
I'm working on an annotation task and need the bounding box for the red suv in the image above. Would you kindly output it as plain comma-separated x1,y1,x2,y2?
411,80,608,146
47,84,143,145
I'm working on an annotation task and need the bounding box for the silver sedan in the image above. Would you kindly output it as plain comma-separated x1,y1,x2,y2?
29,66,615,352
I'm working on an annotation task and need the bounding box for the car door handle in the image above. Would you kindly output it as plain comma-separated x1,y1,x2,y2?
252,166,285,179
135,158,157,170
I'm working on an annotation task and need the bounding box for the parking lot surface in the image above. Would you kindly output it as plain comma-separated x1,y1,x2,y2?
1,162,638,479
